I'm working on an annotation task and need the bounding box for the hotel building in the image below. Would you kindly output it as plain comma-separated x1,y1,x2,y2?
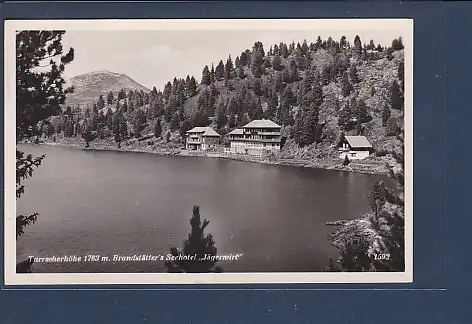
185,126,221,151
226,119,282,157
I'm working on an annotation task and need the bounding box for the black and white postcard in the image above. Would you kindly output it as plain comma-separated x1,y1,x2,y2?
5,19,413,284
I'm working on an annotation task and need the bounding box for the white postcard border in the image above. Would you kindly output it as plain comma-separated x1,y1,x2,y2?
4,19,413,285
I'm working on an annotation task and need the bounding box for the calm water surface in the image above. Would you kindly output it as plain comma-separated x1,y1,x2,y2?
16,144,392,273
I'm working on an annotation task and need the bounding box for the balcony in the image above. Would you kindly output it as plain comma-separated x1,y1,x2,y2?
243,131,281,136
230,137,281,143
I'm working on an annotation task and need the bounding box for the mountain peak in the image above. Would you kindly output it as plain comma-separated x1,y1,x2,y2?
84,70,123,77
65,71,150,107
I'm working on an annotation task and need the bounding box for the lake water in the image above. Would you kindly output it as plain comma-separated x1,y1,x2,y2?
16,144,392,273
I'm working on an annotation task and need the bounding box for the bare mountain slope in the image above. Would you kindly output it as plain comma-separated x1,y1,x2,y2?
65,71,150,107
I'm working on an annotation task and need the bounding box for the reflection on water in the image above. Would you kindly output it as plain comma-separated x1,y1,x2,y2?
16,144,393,273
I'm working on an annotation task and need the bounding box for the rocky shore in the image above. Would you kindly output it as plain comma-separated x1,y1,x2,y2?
22,136,390,176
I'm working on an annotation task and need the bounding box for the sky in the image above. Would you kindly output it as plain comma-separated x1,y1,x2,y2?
61,28,406,90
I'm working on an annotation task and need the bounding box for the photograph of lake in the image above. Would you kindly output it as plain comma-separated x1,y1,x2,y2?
7,19,412,283
16,144,393,273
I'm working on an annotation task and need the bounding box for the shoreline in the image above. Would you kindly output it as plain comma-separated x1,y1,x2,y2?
20,140,390,176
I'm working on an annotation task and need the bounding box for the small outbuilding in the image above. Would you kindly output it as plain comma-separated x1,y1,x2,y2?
338,135,373,160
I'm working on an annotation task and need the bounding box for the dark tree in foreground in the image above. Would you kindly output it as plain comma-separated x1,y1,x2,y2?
16,31,74,139
16,31,74,273
165,206,222,273
16,151,45,238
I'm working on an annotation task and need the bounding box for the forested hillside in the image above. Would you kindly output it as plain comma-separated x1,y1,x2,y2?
40,35,405,165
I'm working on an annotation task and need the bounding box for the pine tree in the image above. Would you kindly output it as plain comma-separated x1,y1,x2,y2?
240,51,248,66
367,39,375,50
252,99,264,120
154,119,162,138
82,125,93,147
392,37,404,51
128,100,135,113
171,112,180,131
112,113,121,138
16,31,75,273
133,109,146,137
97,95,105,110
343,154,350,166
272,54,283,71
179,120,192,140
119,116,128,142
228,112,236,128
349,65,360,84
210,64,216,83
382,104,391,126
215,98,227,129
251,51,263,78
265,95,278,120
290,64,300,82
390,81,403,110
122,99,128,113
353,35,362,56
341,72,353,97
340,36,347,51
107,91,114,105
320,65,331,86
398,61,405,93
201,65,211,85
163,82,172,101
355,99,372,123
186,76,197,97
252,79,263,96
16,31,74,139
386,118,400,136
369,181,387,216
215,60,225,81
238,65,245,79
165,206,222,273
117,88,126,101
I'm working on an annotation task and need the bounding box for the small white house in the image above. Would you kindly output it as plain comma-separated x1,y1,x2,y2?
338,135,373,160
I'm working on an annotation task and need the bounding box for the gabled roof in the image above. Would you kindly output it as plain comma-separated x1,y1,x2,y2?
227,128,244,135
344,136,372,148
202,127,220,137
186,127,220,137
242,119,281,129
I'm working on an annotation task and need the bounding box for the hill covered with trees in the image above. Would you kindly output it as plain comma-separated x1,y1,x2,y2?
37,34,405,173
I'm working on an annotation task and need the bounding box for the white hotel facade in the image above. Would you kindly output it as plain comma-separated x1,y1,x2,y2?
226,119,282,157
